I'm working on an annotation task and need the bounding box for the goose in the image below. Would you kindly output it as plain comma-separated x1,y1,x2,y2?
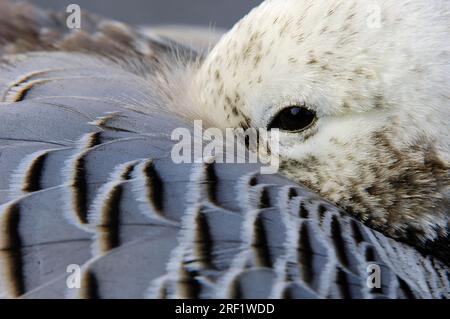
0,0,448,299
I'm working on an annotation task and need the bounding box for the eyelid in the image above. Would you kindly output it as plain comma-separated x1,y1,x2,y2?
291,116,318,134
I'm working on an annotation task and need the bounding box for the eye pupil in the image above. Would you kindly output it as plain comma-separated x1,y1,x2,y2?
268,105,316,132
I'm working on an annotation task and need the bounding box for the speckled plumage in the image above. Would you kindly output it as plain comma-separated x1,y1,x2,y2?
193,0,450,249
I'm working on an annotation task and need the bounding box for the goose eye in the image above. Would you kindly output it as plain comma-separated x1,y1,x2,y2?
268,106,316,132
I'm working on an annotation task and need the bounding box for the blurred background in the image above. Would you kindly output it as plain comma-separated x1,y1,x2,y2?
22,0,264,29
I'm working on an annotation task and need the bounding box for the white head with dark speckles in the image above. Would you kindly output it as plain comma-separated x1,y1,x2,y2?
192,0,450,246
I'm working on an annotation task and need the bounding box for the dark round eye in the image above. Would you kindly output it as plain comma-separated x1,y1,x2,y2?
268,105,317,132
